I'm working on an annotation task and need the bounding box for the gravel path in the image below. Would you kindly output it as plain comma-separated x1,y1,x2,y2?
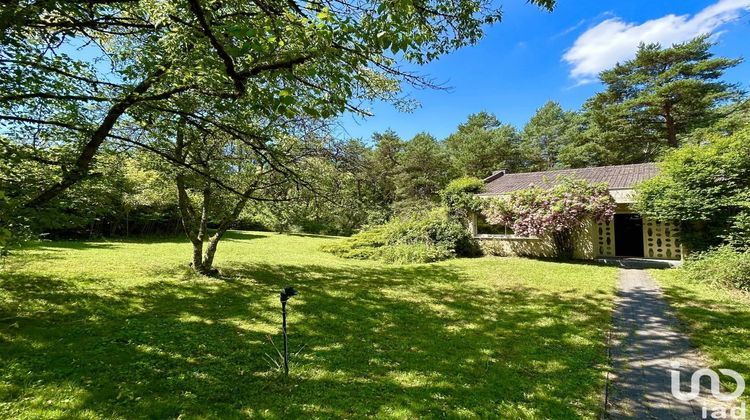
606,268,736,419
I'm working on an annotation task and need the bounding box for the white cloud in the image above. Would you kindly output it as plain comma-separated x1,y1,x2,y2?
563,0,750,82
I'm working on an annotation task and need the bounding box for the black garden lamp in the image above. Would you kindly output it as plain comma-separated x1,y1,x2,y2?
279,286,298,376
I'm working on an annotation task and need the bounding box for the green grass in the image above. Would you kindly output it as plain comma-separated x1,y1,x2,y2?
0,231,617,419
651,268,750,401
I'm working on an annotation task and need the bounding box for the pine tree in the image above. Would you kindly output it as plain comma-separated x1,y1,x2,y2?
584,36,743,163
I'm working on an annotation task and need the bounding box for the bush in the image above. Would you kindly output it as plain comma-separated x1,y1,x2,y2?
374,243,454,264
322,207,479,263
441,176,484,220
682,245,750,292
635,127,750,251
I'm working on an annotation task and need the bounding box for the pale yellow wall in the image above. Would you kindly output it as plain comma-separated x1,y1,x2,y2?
470,206,683,260
477,236,557,258
642,218,682,260
573,219,597,259
476,219,597,260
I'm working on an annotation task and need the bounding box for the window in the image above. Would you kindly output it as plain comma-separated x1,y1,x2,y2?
476,213,514,236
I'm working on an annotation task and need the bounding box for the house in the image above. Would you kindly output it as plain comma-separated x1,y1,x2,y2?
468,163,682,260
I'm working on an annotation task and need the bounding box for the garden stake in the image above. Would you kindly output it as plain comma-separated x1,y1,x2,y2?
279,286,298,376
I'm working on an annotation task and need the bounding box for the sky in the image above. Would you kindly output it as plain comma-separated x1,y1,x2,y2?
338,0,750,141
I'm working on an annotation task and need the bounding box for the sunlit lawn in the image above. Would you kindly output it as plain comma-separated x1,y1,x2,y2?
651,269,750,402
0,231,618,419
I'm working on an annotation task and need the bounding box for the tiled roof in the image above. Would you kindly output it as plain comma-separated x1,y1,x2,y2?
480,163,659,195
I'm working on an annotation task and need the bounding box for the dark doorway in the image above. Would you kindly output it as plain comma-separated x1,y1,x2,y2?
614,214,644,257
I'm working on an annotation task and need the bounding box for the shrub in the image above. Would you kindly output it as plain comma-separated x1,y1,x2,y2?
725,212,750,250
323,207,479,263
441,176,484,220
635,127,750,251
681,245,750,292
374,243,454,264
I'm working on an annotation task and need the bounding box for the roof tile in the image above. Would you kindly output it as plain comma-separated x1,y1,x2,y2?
480,163,659,195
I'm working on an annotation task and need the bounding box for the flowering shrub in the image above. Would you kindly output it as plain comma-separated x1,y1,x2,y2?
482,177,616,258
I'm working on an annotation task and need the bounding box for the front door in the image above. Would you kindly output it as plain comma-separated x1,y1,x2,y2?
614,214,644,257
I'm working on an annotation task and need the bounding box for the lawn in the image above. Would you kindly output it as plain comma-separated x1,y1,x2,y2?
650,269,750,401
0,231,618,419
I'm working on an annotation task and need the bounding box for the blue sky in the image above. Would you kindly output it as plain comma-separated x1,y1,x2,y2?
338,0,750,141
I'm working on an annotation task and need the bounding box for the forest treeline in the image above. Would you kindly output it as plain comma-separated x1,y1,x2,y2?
12,36,744,238
2,29,748,270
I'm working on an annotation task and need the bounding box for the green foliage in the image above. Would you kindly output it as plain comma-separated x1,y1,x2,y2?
446,112,521,178
370,242,455,264
255,135,404,236
519,101,580,171
369,130,405,215
681,246,750,292
323,207,478,263
394,133,452,203
441,176,484,219
726,212,750,249
635,126,750,251
1,0,556,227
682,101,750,143
555,126,610,168
0,190,10,252
583,36,743,164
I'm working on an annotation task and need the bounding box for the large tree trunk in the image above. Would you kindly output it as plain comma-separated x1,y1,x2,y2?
191,238,205,272
199,194,250,274
202,234,222,270
663,103,679,148
181,195,248,276
174,122,216,276
177,176,215,275
173,118,259,276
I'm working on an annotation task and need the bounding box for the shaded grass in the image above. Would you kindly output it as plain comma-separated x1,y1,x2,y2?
651,269,750,401
1,231,617,418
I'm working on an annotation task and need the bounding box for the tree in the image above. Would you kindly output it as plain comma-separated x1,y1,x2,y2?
584,36,743,163
446,112,521,178
519,101,579,171
258,139,376,235
368,130,404,216
394,132,451,204
165,111,325,275
634,126,750,251
1,0,557,212
482,177,615,259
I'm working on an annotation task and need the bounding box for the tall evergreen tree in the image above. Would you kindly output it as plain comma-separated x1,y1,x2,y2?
584,36,743,163
369,130,404,213
394,133,451,203
519,101,579,171
446,112,520,178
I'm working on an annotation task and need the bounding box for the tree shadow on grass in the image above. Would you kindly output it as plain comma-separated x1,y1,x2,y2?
1,262,613,418
16,231,265,254
220,231,267,242
282,232,344,239
657,283,750,380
